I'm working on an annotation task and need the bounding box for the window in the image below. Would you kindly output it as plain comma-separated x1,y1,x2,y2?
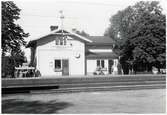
101,60,104,68
54,60,61,71
55,36,67,45
55,39,59,45
60,38,64,45
97,60,105,68
97,60,100,67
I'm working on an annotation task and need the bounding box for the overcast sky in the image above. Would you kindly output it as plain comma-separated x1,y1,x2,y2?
15,0,166,40
13,0,166,60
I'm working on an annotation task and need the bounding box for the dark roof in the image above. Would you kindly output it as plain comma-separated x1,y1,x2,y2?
86,36,115,45
86,52,118,59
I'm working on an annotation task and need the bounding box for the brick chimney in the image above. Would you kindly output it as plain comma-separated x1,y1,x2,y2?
50,26,58,31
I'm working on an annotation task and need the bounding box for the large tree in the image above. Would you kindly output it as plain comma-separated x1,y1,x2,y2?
2,1,29,77
105,1,166,73
2,1,29,55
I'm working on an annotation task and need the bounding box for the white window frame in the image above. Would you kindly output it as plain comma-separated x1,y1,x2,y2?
97,60,105,68
54,59,62,72
55,36,67,46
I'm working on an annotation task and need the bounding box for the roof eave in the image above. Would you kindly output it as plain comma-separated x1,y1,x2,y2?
26,40,37,48
67,30,93,43
27,29,93,44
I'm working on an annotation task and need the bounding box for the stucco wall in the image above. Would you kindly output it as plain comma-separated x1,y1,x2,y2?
86,60,96,75
36,36,85,76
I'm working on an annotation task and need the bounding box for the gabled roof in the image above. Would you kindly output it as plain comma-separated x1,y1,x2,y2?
26,29,92,47
86,36,115,45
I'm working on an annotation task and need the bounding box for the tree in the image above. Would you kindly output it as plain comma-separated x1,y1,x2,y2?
2,52,26,78
130,4,166,71
2,1,29,77
2,1,29,55
105,1,166,73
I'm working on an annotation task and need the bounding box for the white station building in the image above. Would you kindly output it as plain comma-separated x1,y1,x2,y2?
27,27,118,77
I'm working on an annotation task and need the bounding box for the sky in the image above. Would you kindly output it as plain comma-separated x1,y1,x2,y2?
12,0,166,61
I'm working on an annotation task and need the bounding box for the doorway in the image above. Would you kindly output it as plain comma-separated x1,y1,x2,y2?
62,59,69,76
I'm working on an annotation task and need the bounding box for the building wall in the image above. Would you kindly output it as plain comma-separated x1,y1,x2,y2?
36,35,85,76
86,60,96,75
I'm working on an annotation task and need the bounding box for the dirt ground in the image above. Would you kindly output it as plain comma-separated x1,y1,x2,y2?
2,89,166,113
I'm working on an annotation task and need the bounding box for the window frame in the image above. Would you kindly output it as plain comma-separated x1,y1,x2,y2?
54,59,62,72
97,60,100,67
55,36,67,46
101,60,105,68
97,60,105,68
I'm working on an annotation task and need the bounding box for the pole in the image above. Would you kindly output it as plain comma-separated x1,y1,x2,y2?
59,10,64,34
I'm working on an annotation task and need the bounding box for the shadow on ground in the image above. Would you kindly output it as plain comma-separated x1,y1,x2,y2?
2,99,73,113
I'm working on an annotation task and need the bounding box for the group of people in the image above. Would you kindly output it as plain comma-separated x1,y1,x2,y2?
14,69,41,78
94,66,118,75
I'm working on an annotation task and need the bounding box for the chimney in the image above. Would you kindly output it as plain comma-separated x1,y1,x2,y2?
50,26,58,31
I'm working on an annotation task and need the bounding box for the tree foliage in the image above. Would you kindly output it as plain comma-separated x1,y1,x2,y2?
2,1,28,77
2,1,29,55
105,1,166,73
2,52,26,78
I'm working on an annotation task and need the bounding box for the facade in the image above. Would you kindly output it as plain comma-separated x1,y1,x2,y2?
27,28,118,77
86,36,118,75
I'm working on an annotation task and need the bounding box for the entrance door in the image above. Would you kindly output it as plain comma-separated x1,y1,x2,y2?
62,59,69,76
108,60,113,74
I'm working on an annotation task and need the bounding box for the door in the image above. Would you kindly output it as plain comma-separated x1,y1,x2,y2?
108,60,113,74
62,59,69,76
